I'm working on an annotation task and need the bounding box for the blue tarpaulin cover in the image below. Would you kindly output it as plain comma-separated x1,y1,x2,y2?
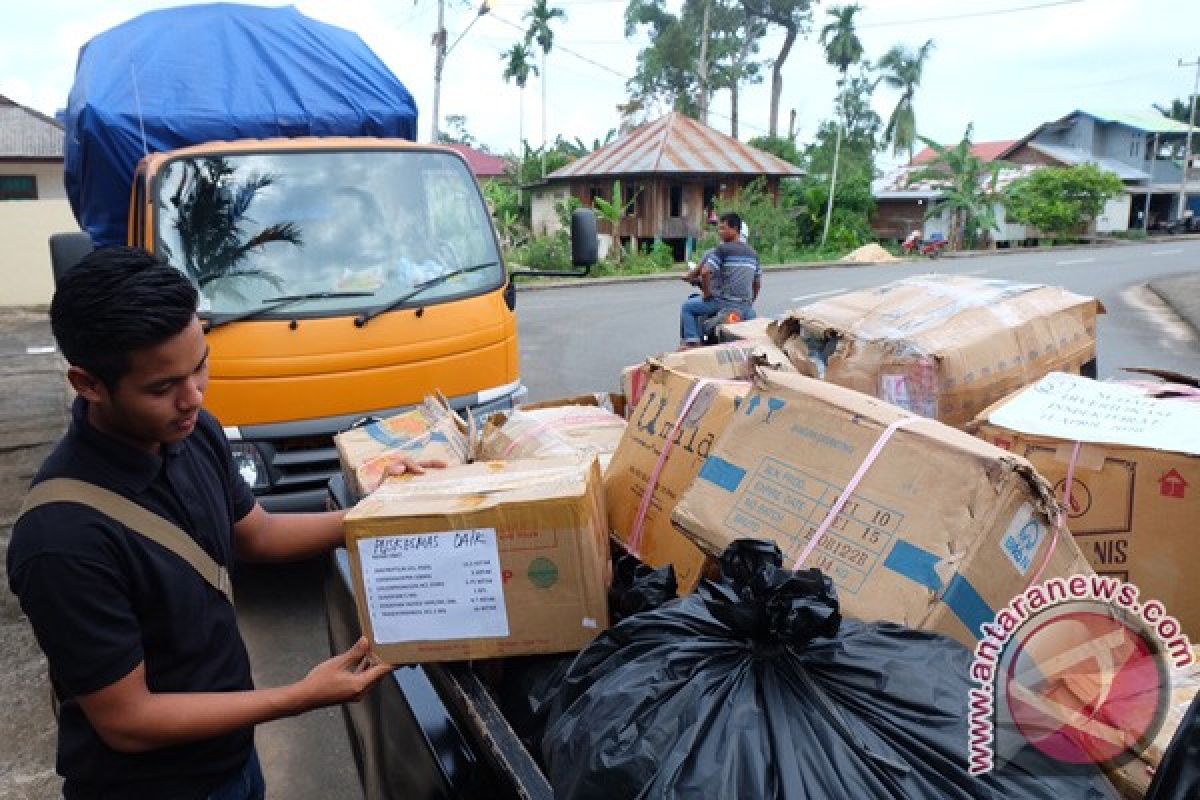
64,3,418,247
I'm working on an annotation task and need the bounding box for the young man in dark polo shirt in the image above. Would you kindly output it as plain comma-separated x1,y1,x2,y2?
679,211,761,348
6,248,428,799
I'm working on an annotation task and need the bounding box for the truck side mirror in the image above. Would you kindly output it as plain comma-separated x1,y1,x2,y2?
49,232,96,286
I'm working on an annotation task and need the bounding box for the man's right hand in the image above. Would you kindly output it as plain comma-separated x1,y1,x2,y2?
293,637,393,711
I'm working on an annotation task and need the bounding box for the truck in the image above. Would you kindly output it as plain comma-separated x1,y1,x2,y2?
53,3,594,511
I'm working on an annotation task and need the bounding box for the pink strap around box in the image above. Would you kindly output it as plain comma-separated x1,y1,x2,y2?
1028,440,1082,587
792,415,919,571
627,377,747,556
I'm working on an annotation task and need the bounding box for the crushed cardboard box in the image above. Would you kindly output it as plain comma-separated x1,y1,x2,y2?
718,316,774,341
334,395,472,496
606,364,752,593
621,339,794,410
344,457,610,663
768,275,1102,427
971,371,1200,639
672,369,1093,649
477,404,627,470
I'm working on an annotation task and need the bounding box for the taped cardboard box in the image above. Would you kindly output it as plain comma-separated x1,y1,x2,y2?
672,369,1093,649
606,364,752,593
344,457,610,664
768,275,1102,428
334,395,472,496
620,339,794,410
971,371,1200,639
477,404,627,471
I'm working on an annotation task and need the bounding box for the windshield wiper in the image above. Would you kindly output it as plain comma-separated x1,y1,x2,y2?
203,291,377,332
354,261,500,327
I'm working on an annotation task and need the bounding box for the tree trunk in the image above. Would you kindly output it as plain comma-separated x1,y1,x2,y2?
730,30,755,139
730,82,739,138
768,25,797,138
541,50,548,180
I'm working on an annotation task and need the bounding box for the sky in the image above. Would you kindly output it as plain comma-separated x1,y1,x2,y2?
2,0,1199,172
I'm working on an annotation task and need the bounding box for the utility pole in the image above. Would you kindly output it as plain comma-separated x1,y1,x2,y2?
697,0,711,126
1145,131,1159,231
431,0,447,143
1176,57,1199,221
431,1,492,144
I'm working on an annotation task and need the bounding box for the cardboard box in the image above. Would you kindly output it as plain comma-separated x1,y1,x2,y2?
477,404,627,470
971,371,1200,638
620,339,793,410
344,457,611,663
521,392,627,419
334,395,472,496
672,369,1093,649
718,316,773,341
1103,648,1200,798
768,275,1102,428
605,364,752,593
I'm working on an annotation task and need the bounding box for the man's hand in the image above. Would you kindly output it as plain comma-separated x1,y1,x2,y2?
292,637,393,711
382,455,447,479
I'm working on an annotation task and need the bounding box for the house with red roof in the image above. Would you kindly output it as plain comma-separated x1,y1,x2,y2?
442,143,509,182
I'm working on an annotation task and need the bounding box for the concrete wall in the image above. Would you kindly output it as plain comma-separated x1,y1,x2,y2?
530,185,570,236
1096,193,1131,232
0,199,80,307
0,162,66,200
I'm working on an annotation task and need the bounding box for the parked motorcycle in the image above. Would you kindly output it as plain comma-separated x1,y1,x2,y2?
901,230,949,258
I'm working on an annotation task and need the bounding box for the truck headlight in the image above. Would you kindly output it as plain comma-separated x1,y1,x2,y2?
230,443,270,490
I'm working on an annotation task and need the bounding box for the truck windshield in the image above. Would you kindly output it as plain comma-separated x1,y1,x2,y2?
153,148,503,316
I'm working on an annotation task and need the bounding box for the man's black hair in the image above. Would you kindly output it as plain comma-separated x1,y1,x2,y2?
720,211,742,231
50,246,198,390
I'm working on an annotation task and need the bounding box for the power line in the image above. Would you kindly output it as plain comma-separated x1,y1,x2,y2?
857,0,1086,29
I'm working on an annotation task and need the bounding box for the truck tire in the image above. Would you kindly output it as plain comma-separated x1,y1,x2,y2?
49,232,94,285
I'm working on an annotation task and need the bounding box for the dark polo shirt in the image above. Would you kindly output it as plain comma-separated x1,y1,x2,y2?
7,398,257,799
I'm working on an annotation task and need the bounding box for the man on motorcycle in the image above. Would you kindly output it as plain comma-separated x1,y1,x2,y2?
680,212,761,348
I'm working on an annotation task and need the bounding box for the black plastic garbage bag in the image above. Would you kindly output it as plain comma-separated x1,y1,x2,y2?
541,539,1117,799
1146,694,1200,800
499,552,680,756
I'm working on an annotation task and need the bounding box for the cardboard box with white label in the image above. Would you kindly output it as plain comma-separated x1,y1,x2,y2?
672,370,1093,649
343,457,611,664
972,371,1200,639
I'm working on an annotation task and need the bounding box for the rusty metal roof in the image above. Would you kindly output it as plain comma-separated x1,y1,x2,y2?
0,95,63,159
546,112,803,181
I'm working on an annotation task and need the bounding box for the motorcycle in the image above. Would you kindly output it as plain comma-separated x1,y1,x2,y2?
901,230,949,258
680,263,756,346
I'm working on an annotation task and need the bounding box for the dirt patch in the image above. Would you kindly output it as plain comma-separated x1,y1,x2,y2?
839,243,901,264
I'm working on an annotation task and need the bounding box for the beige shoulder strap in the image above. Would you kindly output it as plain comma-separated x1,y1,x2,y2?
18,478,233,603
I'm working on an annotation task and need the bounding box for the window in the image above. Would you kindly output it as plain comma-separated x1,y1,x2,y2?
625,183,644,216
589,185,606,205
0,175,37,200
669,184,683,217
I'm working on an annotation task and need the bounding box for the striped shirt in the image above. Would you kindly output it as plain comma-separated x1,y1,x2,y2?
702,241,761,307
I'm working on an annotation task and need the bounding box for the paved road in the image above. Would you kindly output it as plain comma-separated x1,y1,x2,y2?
517,239,1200,400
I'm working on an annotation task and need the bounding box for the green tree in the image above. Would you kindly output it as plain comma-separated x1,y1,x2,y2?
436,114,483,149
624,0,703,116
592,180,636,265
1154,97,1196,124
817,3,864,247
1004,164,1125,238
748,134,802,166
741,0,814,138
913,124,1007,250
524,0,567,178
501,41,539,156
877,38,935,161
166,156,299,302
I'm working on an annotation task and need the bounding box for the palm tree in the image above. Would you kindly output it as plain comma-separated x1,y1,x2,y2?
524,0,567,178
166,157,300,303
501,41,539,158
913,124,1007,251
878,39,935,162
817,3,862,247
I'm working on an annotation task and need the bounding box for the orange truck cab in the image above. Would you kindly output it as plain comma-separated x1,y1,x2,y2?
130,138,523,510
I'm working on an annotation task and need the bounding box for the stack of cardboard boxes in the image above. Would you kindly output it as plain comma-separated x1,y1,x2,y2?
331,274,1196,798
